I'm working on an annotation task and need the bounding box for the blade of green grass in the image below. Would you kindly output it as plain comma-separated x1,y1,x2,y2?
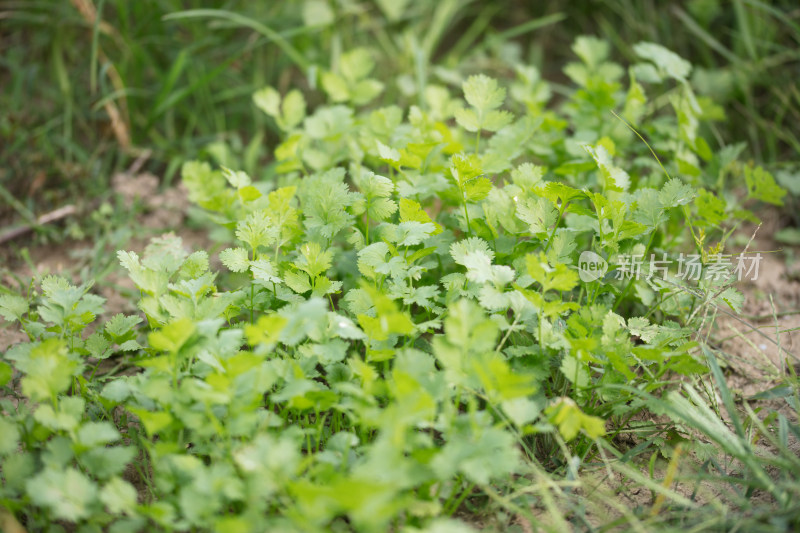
162,9,311,71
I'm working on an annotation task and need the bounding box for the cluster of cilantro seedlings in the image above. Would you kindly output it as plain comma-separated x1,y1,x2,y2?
0,37,788,531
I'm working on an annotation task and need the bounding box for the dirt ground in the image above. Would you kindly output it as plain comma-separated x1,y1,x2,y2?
711,211,800,397
0,172,212,352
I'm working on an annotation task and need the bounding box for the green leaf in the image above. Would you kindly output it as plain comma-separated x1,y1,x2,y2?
27,468,98,522
0,417,20,455
399,198,442,235
481,110,513,132
357,242,391,280
251,259,281,284
76,421,121,449
472,352,538,402
104,314,142,341
129,408,173,436
432,413,519,485
100,477,138,515
284,269,312,294
573,35,610,69
356,289,415,342
394,221,435,246
745,165,787,206
222,167,251,188
546,398,606,441
450,237,494,265
526,253,579,293
81,446,137,479
462,74,506,113
322,48,384,105
511,163,544,190
220,247,251,273
634,42,692,81
34,400,83,431
0,294,28,322
449,153,483,188
295,242,333,279
21,338,78,401
85,332,111,359
0,360,11,387
148,317,196,354
181,160,232,212
236,211,279,251
252,86,280,117
501,397,543,427
584,144,630,191
322,72,350,102
464,177,493,202
659,178,695,207
281,89,307,130
245,314,287,347
453,108,479,132
341,48,376,83
516,196,558,235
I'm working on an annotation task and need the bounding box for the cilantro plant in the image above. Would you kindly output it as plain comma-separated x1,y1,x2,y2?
0,37,791,532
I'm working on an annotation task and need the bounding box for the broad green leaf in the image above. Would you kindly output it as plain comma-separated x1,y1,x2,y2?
516,196,558,235
27,468,98,522
284,269,312,294
0,294,28,322
281,89,306,130
100,477,138,515
0,360,12,387
659,178,695,207
220,247,251,273
745,165,787,206
76,421,121,449
546,398,606,441
252,86,280,117
251,259,281,284
511,163,544,190
584,144,630,191
464,177,493,202
526,253,579,293
634,42,692,81
0,417,19,455
148,317,196,354
399,198,442,235
245,314,288,347
21,338,77,401
236,211,279,251
462,74,506,113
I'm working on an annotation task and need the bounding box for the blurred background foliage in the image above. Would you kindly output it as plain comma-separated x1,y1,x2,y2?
1,0,798,227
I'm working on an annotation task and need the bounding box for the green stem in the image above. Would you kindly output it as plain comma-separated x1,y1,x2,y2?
463,196,472,236
250,281,255,324
543,203,568,254
612,231,655,312
446,481,476,515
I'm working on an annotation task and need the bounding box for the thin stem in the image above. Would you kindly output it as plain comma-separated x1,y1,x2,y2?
612,231,655,312
446,481,476,515
495,315,519,353
463,195,472,236
543,203,568,254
